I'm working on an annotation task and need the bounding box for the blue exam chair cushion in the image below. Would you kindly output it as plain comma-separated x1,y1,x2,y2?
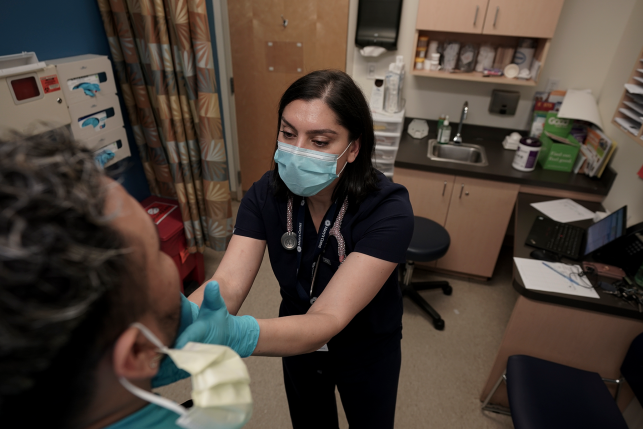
405,216,450,262
507,355,627,429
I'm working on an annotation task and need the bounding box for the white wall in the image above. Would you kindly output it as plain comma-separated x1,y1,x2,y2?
348,0,636,130
598,0,643,226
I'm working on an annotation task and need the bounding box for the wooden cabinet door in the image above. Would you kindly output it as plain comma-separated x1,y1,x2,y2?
416,0,489,33
394,168,455,226
436,176,519,278
482,0,564,38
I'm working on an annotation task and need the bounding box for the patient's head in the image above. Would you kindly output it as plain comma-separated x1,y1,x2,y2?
0,130,181,428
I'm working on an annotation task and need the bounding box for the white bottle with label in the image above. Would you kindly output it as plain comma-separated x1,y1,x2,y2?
438,119,451,143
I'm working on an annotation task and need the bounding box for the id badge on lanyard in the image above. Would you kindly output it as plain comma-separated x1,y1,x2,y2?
294,197,337,304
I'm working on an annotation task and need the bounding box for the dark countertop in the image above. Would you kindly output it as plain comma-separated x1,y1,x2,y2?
394,118,616,196
513,193,642,320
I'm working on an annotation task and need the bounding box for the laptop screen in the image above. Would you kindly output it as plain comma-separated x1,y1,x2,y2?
584,206,626,255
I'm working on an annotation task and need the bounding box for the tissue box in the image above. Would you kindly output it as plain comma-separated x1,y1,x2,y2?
538,133,580,172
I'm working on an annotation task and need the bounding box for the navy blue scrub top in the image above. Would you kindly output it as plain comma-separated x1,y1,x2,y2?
234,171,414,358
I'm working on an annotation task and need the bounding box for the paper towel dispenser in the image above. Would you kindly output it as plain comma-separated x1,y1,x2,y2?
355,0,404,51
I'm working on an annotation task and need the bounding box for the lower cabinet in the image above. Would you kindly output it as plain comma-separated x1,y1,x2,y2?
395,168,519,278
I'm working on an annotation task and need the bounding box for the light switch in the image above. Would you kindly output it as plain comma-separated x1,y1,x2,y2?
488,90,520,116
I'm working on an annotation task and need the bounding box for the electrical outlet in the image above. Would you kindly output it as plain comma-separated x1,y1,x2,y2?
367,63,376,79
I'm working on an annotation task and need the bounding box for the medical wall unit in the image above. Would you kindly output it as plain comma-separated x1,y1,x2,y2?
0,52,72,135
46,54,130,167
372,109,405,178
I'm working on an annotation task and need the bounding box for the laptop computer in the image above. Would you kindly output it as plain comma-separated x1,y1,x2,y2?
526,206,627,260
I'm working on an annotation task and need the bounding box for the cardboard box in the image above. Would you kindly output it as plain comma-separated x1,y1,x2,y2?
542,111,573,138
538,132,580,172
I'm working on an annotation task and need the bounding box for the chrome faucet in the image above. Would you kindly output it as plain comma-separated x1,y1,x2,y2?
452,101,468,144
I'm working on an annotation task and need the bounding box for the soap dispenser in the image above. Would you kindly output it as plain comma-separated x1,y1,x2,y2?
438,118,451,144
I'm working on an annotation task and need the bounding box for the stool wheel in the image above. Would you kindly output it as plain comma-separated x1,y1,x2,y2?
433,319,445,330
443,285,453,296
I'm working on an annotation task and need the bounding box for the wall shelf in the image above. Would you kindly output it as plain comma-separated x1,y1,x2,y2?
411,30,551,86
410,68,536,86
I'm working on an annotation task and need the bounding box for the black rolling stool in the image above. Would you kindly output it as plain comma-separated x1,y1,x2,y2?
401,216,452,330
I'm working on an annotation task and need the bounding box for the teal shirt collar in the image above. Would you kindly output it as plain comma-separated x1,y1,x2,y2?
105,403,181,429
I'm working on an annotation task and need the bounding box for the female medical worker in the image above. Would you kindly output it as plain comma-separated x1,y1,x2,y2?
189,70,413,429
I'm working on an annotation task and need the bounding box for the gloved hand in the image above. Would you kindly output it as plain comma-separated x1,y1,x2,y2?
95,150,115,168
175,281,260,358
152,294,200,388
73,82,101,97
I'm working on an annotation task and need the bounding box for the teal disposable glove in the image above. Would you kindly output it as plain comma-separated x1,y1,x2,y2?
175,281,260,358
73,82,101,97
95,149,115,167
152,294,200,388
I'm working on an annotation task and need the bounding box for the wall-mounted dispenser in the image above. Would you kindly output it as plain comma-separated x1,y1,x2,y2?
489,89,520,116
355,0,404,51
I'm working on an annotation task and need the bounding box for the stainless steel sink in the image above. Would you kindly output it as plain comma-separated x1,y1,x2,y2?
427,140,488,166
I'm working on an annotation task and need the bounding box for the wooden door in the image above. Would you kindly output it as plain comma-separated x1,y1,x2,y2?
482,0,564,38
228,0,350,191
436,176,518,278
416,0,489,33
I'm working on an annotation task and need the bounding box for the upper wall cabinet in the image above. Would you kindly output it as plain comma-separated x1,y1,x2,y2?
416,0,564,39
482,0,564,38
413,0,564,85
416,0,489,34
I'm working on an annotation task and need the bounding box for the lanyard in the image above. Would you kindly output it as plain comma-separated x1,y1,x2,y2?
287,195,337,302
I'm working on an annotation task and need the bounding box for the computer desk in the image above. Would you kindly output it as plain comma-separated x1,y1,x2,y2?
480,193,643,412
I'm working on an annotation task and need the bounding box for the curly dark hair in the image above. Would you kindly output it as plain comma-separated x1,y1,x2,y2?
0,129,148,428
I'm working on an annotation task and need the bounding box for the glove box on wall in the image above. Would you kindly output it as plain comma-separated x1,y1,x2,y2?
83,127,131,168
46,55,118,106
68,94,124,140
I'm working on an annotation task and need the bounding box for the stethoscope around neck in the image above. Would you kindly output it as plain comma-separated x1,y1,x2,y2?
281,194,348,302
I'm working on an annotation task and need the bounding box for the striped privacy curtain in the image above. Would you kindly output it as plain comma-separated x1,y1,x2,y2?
97,0,232,252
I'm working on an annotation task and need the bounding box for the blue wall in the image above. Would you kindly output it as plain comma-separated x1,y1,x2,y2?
0,1,150,201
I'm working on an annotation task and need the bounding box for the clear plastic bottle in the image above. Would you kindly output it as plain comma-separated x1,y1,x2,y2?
438,119,451,144
437,114,446,132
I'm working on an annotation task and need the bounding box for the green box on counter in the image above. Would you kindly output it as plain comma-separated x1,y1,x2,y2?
542,111,573,137
537,133,580,172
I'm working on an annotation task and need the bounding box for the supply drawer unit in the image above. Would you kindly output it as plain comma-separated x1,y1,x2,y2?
371,109,404,179
374,131,402,148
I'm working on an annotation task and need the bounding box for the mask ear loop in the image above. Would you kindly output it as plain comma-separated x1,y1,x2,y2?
337,141,353,177
118,322,187,416
119,377,188,417
131,322,170,353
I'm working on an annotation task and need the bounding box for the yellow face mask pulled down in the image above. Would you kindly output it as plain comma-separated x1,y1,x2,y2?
119,323,253,429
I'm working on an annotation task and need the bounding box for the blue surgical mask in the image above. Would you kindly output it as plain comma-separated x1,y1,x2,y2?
273,141,352,197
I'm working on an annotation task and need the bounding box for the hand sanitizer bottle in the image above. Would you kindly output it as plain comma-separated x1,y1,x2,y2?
438,119,451,144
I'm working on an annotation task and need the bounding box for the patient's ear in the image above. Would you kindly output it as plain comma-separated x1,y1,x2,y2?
112,326,162,380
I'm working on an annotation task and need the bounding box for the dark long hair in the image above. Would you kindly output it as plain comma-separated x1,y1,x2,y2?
271,70,379,205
